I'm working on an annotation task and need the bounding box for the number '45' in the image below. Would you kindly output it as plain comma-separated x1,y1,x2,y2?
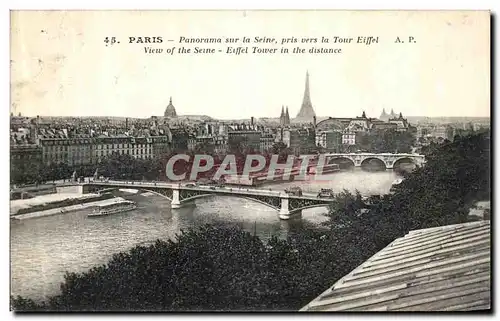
104,37,117,46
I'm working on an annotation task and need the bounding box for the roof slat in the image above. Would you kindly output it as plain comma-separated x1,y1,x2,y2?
301,221,491,312
314,274,489,311
377,226,490,259
362,238,489,270
321,263,490,299
339,253,490,287
353,244,490,278
392,287,491,311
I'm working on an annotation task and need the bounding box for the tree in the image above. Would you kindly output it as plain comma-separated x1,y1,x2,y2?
228,136,247,155
271,142,287,155
98,153,163,181
10,224,354,311
360,131,490,233
10,160,59,185
270,142,292,163
356,129,416,153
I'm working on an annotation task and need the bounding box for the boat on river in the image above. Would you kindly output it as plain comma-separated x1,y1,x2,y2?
88,200,137,217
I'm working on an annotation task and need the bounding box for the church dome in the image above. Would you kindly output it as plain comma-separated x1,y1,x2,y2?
164,97,177,118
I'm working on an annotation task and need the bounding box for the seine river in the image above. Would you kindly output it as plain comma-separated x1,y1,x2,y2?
10,170,399,301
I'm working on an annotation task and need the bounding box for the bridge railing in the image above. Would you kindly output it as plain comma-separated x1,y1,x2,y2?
81,179,325,200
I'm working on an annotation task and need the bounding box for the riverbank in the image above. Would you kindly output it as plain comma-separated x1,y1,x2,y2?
12,192,114,214
11,196,129,221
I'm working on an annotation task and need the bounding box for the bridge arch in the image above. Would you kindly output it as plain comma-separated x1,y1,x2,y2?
137,189,173,201
360,157,387,171
289,203,331,214
327,156,356,169
392,157,417,172
90,186,173,201
180,193,281,211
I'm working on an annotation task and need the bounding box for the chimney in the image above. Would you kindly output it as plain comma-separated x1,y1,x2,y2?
251,117,254,127
313,116,317,127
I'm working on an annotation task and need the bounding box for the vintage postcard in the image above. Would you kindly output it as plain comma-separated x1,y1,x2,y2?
9,10,491,312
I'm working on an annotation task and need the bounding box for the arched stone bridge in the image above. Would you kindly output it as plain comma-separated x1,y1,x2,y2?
83,180,334,220
323,153,425,170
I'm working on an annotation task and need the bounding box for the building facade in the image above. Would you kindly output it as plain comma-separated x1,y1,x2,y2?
317,131,344,152
37,135,170,166
342,131,356,146
388,113,413,132
280,127,316,155
260,133,275,153
10,144,43,168
228,130,262,152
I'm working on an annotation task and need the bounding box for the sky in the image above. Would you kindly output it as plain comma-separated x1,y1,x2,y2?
10,10,490,119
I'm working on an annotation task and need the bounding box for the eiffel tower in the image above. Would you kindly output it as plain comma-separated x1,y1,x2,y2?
295,71,316,123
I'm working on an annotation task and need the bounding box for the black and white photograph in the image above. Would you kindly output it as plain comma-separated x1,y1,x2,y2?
8,9,491,313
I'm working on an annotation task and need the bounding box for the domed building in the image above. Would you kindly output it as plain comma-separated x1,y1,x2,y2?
164,97,177,118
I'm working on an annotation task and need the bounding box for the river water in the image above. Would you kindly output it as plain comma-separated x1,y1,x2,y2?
10,170,399,301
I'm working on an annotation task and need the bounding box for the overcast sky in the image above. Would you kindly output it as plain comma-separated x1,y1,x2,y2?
10,10,490,119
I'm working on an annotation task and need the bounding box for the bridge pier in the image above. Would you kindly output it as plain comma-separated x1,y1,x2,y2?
279,210,302,220
171,188,183,209
279,195,302,220
279,196,291,220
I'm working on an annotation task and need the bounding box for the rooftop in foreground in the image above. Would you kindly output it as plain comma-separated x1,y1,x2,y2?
300,220,491,312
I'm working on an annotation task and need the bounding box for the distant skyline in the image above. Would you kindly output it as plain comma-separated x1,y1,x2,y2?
9,113,491,121
10,11,490,119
